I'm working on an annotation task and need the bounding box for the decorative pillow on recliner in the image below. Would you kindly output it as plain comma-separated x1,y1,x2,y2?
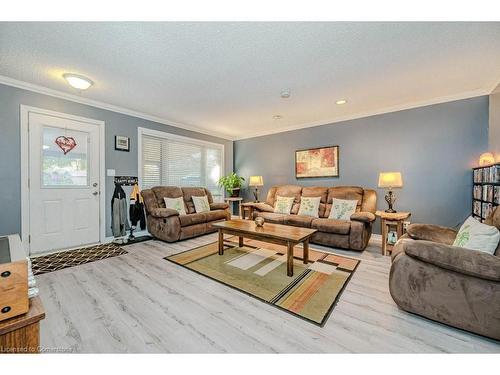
192,195,211,213
452,216,500,254
273,196,295,214
297,197,321,218
164,197,186,215
328,198,358,220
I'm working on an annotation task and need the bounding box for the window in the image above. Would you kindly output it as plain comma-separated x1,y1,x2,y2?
139,128,224,200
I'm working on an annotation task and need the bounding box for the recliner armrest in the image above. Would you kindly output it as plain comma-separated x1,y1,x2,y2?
253,203,274,212
407,223,457,245
400,239,500,281
350,212,375,223
210,202,229,210
149,208,180,218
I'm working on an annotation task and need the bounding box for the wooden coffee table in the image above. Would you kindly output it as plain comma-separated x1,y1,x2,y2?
213,220,317,277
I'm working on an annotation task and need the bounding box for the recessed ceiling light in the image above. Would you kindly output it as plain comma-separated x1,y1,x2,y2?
273,115,283,120
336,99,347,105
63,73,94,90
280,89,291,99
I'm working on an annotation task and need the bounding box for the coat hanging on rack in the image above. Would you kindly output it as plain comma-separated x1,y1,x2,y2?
111,183,130,237
129,184,146,230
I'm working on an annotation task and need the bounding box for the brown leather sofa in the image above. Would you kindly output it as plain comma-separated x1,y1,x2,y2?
141,186,230,242
252,185,377,251
389,207,500,340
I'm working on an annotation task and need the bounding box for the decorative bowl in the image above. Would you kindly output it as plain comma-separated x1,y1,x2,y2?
254,217,265,227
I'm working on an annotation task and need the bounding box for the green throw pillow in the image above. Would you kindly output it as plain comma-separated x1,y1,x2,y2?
297,197,321,218
328,198,358,220
273,196,295,214
164,197,187,215
453,216,500,254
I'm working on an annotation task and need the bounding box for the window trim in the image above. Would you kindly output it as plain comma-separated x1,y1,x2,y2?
137,127,225,192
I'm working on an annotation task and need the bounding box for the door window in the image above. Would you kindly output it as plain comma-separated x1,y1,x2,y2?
41,126,89,187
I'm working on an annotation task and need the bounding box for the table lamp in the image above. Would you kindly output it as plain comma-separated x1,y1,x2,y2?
378,172,403,213
249,176,264,202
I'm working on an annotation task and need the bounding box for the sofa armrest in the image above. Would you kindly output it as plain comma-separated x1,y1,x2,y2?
407,223,457,245
253,202,274,212
149,208,180,218
350,211,375,223
401,239,500,281
210,202,229,210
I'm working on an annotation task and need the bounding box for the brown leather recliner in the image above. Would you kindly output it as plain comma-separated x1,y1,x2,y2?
389,207,500,340
252,185,377,251
141,186,230,242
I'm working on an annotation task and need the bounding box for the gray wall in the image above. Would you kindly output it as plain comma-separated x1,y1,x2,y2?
0,83,233,237
234,96,489,232
489,83,500,156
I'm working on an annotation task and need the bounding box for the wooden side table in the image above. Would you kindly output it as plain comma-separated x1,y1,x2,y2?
240,202,256,220
0,296,45,353
375,211,411,255
224,197,243,218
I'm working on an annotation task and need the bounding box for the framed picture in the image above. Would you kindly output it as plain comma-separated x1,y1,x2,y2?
295,145,339,178
115,135,130,152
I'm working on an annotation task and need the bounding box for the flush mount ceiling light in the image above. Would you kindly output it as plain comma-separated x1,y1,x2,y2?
63,73,94,90
335,99,347,105
280,89,291,98
272,115,283,120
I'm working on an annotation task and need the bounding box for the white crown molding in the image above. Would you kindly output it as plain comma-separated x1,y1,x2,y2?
234,88,490,141
0,75,235,141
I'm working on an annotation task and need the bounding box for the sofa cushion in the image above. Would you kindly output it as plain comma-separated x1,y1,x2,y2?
179,213,207,227
301,187,328,203
205,210,228,222
255,212,286,224
152,186,183,207
311,218,351,234
275,185,302,204
192,195,211,213
284,215,314,228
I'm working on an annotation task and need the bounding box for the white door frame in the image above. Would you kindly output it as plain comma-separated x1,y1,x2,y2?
20,105,106,254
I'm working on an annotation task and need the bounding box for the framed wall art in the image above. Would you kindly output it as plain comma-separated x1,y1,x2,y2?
115,135,130,152
295,145,339,178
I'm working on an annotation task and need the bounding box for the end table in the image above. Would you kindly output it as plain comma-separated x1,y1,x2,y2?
240,202,256,220
224,197,243,218
375,210,411,255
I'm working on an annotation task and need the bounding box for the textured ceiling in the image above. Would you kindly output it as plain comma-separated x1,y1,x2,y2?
1,22,499,139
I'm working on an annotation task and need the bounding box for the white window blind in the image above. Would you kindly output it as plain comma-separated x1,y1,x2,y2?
140,131,223,200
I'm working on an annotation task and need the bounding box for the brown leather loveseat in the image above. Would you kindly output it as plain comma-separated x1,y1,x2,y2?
252,185,377,251
141,186,230,242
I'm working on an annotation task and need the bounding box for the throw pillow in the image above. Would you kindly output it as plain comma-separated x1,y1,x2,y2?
297,197,321,218
452,216,500,254
164,197,186,215
273,196,295,214
328,198,358,220
192,195,211,213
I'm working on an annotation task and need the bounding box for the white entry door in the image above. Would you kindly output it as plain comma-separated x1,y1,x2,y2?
28,112,101,255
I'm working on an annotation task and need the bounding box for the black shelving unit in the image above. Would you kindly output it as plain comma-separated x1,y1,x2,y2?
472,163,500,222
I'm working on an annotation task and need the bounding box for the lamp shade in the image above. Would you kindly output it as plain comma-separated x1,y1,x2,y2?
249,176,264,186
378,172,403,189
479,152,495,166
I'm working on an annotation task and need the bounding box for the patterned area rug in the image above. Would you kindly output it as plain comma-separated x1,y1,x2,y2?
166,239,359,326
31,243,127,275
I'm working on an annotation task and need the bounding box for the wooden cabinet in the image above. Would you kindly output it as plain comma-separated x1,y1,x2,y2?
0,296,45,353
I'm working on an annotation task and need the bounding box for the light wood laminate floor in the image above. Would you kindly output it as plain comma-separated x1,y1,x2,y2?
37,234,500,353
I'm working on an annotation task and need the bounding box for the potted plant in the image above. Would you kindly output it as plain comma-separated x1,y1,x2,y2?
218,173,245,197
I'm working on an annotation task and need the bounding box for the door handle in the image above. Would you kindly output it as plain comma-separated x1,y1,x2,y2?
92,191,99,196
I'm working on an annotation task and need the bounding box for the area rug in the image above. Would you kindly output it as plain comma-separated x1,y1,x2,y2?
31,243,127,275
165,239,359,326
